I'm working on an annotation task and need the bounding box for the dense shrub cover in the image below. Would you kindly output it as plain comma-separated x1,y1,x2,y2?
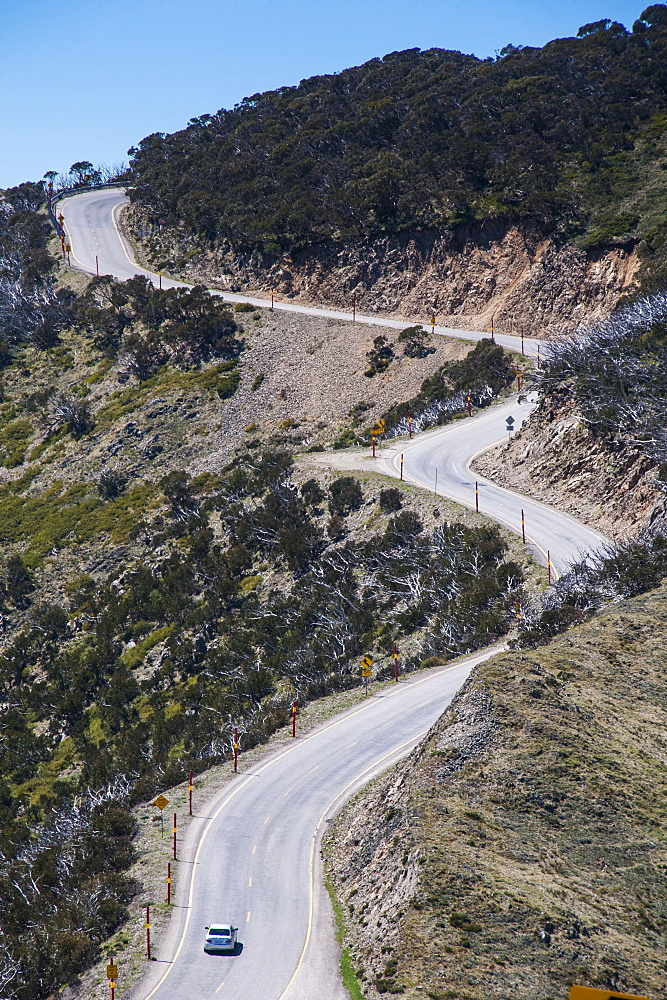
128,6,667,292
382,339,514,436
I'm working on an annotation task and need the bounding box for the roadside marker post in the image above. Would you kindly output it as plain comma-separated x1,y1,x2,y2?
491,315,495,343
400,454,404,480
431,312,435,334
96,254,99,276
408,410,413,438
291,700,297,737
521,330,525,356
167,862,171,905
475,481,479,513
158,272,162,289
233,726,239,772
173,813,177,861
188,770,193,816
547,550,552,584
146,906,151,960
352,292,356,321
521,509,526,544
393,643,399,682
467,394,472,417
107,954,118,1000
271,291,274,310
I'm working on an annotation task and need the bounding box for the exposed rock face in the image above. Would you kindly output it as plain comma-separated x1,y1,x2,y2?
472,395,663,542
125,209,640,339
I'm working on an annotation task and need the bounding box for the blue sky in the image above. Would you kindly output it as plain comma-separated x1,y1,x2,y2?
0,0,655,189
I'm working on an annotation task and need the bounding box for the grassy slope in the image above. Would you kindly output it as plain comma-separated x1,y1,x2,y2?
327,583,667,999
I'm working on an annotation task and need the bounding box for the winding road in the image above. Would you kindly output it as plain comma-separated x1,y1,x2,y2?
57,187,543,358
57,188,608,1000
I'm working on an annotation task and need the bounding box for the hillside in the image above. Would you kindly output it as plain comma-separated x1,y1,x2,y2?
474,289,667,547
125,6,667,334
0,182,543,998
326,581,667,1000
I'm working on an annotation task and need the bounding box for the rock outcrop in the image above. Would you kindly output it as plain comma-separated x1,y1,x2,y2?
126,210,640,340
472,396,663,542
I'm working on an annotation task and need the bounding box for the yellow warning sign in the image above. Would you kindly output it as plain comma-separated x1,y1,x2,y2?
154,795,169,810
569,987,651,1000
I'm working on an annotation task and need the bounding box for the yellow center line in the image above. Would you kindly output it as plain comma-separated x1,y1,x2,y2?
346,741,357,748
283,787,292,797
308,764,320,773
252,844,257,854
214,982,225,994
248,876,252,887
140,650,495,1000
264,815,270,824
246,910,251,922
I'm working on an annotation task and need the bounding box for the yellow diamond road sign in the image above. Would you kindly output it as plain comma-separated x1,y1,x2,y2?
361,656,373,668
569,987,651,1000
154,795,169,810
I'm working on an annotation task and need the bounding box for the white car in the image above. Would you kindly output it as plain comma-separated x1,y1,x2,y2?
204,923,238,954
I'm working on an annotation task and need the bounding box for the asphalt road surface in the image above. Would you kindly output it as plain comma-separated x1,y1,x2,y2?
378,395,609,578
58,186,607,998
58,187,543,358
128,648,503,1000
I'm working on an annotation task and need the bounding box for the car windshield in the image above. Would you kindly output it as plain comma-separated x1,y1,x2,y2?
209,928,230,936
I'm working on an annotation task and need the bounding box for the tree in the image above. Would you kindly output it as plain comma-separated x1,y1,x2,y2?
398,325,435,359
69,161,94,186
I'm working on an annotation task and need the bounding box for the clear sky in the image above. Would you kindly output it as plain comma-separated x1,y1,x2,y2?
0,0,655,189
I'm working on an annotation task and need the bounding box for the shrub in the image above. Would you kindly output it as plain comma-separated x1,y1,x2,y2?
301,478,325,507
329,476,363,515
365,335,394,377
379,488,402,511
95,468,128,500
52,394,94,437
398,325,435,358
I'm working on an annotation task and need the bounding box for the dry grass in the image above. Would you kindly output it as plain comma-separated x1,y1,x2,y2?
327,583,667,1000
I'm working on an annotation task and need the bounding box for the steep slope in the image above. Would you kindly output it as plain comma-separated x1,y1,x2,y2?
474,291,667,543
326,582,667,1000
0,183,542,999
473,394,663,541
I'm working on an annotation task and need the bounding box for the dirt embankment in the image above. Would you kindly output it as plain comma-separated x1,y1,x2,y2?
326,583,667,1000
472,395,664,543
126,209,639,340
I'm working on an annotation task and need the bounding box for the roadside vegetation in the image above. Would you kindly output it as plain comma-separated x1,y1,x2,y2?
0,179,539,998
